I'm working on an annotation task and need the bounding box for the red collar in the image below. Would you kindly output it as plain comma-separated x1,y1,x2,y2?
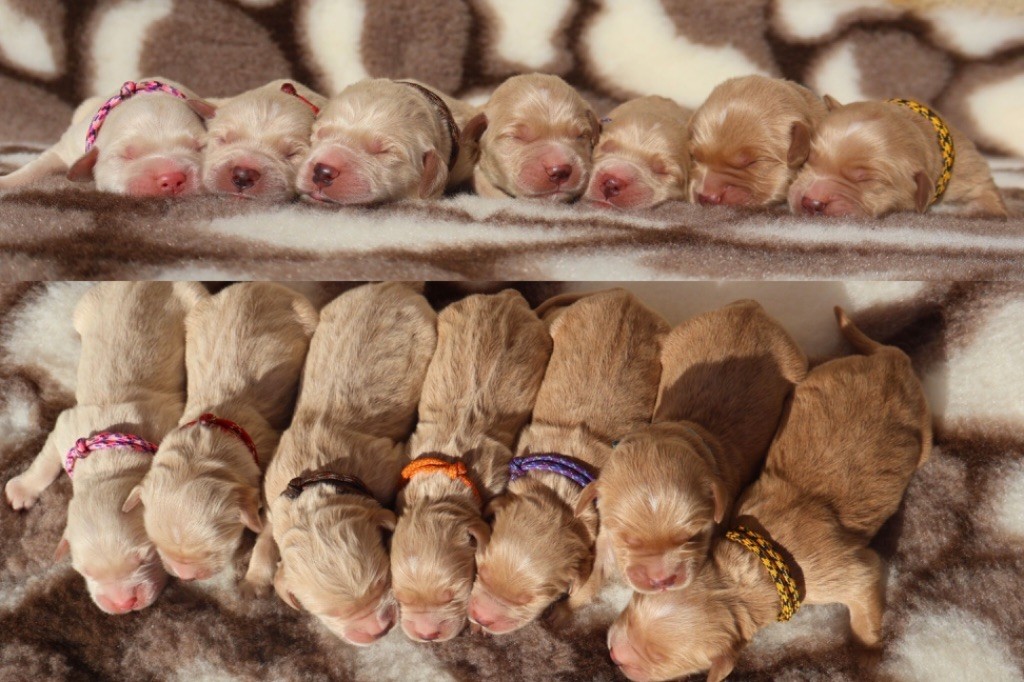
280,82,320,116
181,412,259,466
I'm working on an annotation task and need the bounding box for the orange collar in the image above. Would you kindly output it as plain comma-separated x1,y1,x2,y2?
401,455,481,505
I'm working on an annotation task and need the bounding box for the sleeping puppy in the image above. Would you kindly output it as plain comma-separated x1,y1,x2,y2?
123,283,317,582
468,289,667,635
788,97,1008,218
584,97,692,209
202,80,327,200
297,78,479,205
607,308,932,682
689,75,827,207
470,73,600,202
587,300,807,594
243,282,436,646
0,77,214,196
4,282,205,614
390,290,551,643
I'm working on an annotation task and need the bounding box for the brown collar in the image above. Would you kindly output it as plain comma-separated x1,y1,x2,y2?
397,81,460,171
283,471,375,501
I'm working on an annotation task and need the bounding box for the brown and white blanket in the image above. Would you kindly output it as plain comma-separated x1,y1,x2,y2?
1,1,1022,279
1,281,1023,681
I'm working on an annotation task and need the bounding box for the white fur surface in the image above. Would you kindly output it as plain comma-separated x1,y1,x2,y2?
302,0,369,96
807,41,869,105
88,0,174,96
772,0,894,41
924,7,1024,58
0,0,59,77
968,75,1024,159
989,457,1024,541
478,0,573,72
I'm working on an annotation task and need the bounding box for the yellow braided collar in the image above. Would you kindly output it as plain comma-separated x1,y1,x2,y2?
725,525,802,622
887,98,955,205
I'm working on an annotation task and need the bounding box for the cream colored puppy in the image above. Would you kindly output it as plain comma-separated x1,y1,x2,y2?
202,80,327,200
243,282,436,646
298,78,478,204
124,283,317,582
584,97,693,209
0,77,213,196
4,282,206,614
468,289,668,635
608,309,932,682
390,290,552,643
587,300,807,593
471,73,600,201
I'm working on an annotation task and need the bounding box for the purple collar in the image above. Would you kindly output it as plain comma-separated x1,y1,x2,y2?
85,80,190,152
509,453,596,488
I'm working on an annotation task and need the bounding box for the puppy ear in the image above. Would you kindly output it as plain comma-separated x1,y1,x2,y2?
587,109,603,146
709,477,729,524
122,484,143,513
187,98,217,120
914,171,933,213
460,112,488,146
418,149,448,199
823,94,842,111
567,553,595,596
67,148,99,183
468,516,491,550
376,508,397,532
273,567,301,611
53,536,70,563
787,121,811,168
574,481,599,517
239,487,263,534
483,493,514,521
707,650,739,682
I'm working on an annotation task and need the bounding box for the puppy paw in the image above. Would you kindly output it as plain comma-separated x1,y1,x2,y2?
5,476,40,510
238,577,271,600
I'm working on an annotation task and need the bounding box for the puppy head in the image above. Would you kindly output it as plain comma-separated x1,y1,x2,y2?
468,482,595,634
608,587,743,682
585,97,691,209
689,75,824,207
476,74,599,201
589,423,724,593
788,99,935,218
298,79,452,205
61,481,169,614
202,82,321,200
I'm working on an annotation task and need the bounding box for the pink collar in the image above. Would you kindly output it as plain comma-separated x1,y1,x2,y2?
280,82,320,116
64,432,159,478
85,80,190,152
181,412,260,466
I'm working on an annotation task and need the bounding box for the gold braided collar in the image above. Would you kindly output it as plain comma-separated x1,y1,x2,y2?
887,98,955,205
725,525,802,622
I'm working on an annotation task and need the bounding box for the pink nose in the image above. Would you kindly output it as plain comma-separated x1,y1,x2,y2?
545,164,573,184
801,196,827,215
157,171,187,196
610,646,623,666
413,626,441,641
469,603,494,628
698,192,722,206
648,574,677,590
602,176,623,199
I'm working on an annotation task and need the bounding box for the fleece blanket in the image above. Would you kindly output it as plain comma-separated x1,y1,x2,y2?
1,0,1023,280
1,281,1023,681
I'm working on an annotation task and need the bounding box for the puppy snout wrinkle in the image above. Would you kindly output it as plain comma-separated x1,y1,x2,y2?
231,166,260,191
313,163,340,187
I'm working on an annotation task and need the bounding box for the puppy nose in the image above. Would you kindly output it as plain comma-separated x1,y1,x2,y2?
545,164,573,184
469,605,494,628
801,196,827,215
602,177,623,199
313,163,340,187
610,647,622,666
414,626,441,641
112,595,138,612
157,172,187,196
649,574,677,590
231,166,261,191
698,192,722,206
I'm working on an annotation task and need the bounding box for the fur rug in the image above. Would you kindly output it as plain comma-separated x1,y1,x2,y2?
1,281,1023,681
1,1,1023,279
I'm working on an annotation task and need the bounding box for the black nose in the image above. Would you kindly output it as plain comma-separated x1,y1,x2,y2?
231,166,260,191
313,163,339,187
801,197,826,215
546,164,572,183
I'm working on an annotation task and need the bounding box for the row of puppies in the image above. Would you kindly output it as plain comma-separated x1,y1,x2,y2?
4,283,932,682
0,73,1007,218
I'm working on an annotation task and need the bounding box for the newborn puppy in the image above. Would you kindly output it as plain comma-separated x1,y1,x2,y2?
297,78,478,204
788,97,1008,218
584,97,693,209
608,308,932,682
0,77,213,196
470,73,600,201
202,80,327,200
390,290,552,642
588,300,807,594
4,282,205,614
689,75,827,207
243,282,436,647
124,283,317,582
468,289,667,635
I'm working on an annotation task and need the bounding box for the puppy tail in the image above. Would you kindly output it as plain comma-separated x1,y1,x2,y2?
834,307,884,356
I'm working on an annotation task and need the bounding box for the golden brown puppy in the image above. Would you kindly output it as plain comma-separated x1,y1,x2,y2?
124,283,317,583
788,97,1008,218
202,80,327,200
4,282,206,614
297,78,478,205
471,73,600,202
587,300,807,594
608,308,932,682
390,290,552,643
468,289,668,635
689,75,827,207
584,97,693,209
242,282,436,646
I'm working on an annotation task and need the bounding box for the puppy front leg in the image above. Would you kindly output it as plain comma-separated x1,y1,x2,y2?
0,150,68,191
5,427,65,510
838,548,886,647
240,524,279,598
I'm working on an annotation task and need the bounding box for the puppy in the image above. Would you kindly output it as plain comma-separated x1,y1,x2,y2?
202,80,327,201
243,282,436,646
468,289,668,635
689,75,827,207
470,73,600,202
4,282,205,614
0,77,213,196
608,308,932,682
788,97,1008,218
584,97,693,209
297,78,479,205
123,283,317,582
390,290,552,642
588,300,807,594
